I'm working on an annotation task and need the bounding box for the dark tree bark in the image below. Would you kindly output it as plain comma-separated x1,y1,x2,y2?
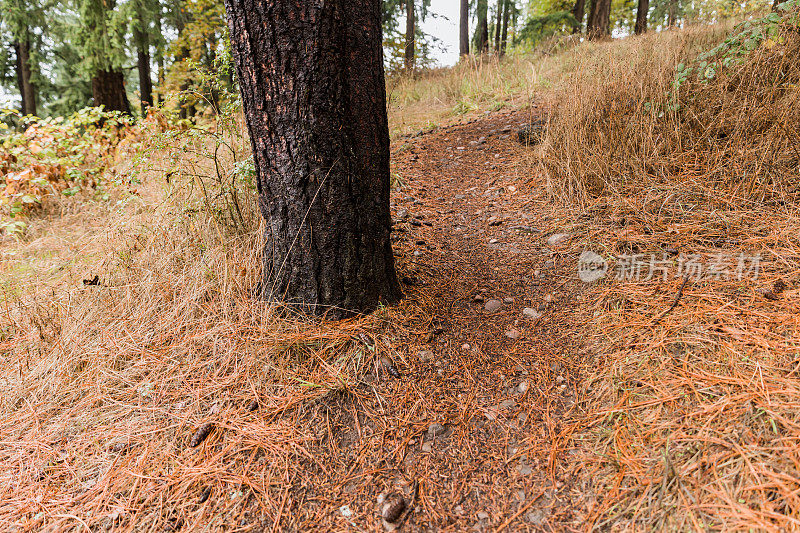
476,0,489,52
494,0,502,52
586,0,611,40
459,0,469,56
13,43,27,116
13,39,37,116
634,0,649,34
134,25,153,115
92,69,131,114
174,11,194,119
572,0,586,34
500,0,511,56
405,0,415,72
224,0,402,317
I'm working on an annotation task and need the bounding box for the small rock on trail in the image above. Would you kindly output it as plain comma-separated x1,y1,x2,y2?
484,299,503,312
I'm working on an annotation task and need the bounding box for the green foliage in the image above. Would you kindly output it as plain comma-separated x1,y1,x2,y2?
136,62,254,232
519,10,579,44
75,0,130,74
672,1,799,96
0,106,135,233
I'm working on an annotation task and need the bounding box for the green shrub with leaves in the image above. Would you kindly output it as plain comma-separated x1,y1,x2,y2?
674,0,800,93
0,106,136,235
135,61,257,235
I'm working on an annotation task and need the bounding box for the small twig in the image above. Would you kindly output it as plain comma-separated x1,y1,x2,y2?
653,275,690,325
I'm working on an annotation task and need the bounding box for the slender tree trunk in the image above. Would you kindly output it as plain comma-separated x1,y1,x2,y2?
572,0,586,33
224,0,402,317
13,43,27,116
153,5,165,106
634,0,649,34
500,0,511,56
459,0,469,56
13,39,37,116
206,39,220,114
667,0,678,27
476,0,489,52
405,0,415,72
135,26,153,115
174,13,192,119
494,0,502,52
92,69,131,114
587,0,611,40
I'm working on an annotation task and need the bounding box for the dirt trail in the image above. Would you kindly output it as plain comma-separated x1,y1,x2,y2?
299,111,593,531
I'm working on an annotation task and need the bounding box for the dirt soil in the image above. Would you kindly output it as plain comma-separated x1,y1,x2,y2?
284,109,595,531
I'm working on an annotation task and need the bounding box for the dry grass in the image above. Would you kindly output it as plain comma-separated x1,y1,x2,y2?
540,10,800,206
527,8,800,530
386,45,575,138
0,121,413,531
552,191,800,530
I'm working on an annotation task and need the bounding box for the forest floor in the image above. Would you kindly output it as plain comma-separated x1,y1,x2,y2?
4,20,800,530
1,105,600,532
324,108,596,530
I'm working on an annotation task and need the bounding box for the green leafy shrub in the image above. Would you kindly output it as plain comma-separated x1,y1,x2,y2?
0,107,137,235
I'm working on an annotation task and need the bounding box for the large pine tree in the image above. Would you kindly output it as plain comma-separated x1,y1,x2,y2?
77,0,131,113
224,0,402,317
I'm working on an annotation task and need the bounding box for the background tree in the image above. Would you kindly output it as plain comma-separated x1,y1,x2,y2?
224,0,402,316
500,0,512,55
572,0,586,33
405,0,415,71
460,0,470,56
586,0,612,39
635,0,649,33
382,0,435,73
475,0,490,52
494,0,504,51
76,0,131,113
126,0,160,114
0,0,46,115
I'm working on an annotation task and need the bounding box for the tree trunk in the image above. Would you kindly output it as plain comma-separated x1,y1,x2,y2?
459,0,469,56
494,0,502,52
13,39,37,116
667,0,678,28
224,0,402,317
572,0,586,34
587,0,611,40
174,12,193,119
405,0,415,72
476,0,489,52
154,9,164,105
634,0,649,34
135,26,153,115
92,69,131,114
500,0,511,56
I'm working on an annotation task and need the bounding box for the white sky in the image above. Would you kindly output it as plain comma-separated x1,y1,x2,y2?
421,0,464,67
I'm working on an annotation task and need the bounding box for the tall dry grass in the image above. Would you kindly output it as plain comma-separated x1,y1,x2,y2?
541,10,800,205
0,116,406,530
535,8,800,530
386,45,573,137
